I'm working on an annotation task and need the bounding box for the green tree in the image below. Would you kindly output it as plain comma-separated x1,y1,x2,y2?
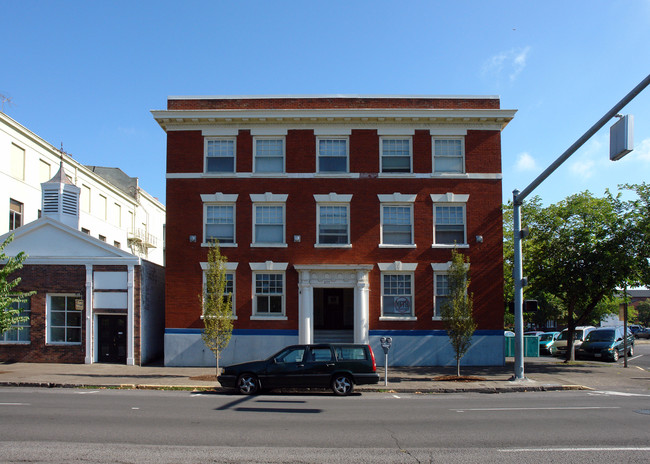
636,299,650,327
441,250,477,377
509,185,650,361
200,243,234,375
1,235,34,334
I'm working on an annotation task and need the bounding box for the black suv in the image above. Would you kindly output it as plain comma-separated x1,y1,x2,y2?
217,344,380,396
576,326,635,362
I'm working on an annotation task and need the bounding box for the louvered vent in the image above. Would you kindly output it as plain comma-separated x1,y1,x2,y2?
43,191,59,213
62,190,78,215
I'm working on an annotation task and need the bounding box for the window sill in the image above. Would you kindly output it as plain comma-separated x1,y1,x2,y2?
0,341,31,345
202,242,237,248
314,244,352,248
200,315,238,320
379,316,417,322
431,244,469,249
314,172,357,178
432,317,442,321
46,342,82,346
379,244,417,249
251,172,288,177
431,172,467,177
250,316,288,321
377,173,416,178
250,243,288,248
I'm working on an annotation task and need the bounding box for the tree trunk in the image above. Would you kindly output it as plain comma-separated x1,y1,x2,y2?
456,357,461,377
216,350,220,376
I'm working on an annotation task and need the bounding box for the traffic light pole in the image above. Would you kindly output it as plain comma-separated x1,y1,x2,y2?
512,74,650,381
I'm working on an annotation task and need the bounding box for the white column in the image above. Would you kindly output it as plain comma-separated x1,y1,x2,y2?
298,270,313,344
84,264,93,364
354,270,370,344
127,265,135,365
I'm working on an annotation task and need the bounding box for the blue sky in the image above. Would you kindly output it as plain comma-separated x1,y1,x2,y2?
2,0,649,205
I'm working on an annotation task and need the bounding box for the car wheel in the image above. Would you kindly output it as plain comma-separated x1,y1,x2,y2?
331,374,354,396
237,374,259,395
628,345,634,357
611,350,619,362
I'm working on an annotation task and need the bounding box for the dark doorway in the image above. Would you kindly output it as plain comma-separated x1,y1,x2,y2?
314,288,353,343
97,315,127,364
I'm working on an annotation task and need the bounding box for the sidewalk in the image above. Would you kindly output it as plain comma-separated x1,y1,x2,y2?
1,354,648,394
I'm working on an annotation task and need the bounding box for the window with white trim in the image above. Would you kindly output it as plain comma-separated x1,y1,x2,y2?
434,205,466,245
205,204,235,244
205,138,236,173
254,204,285,245
317,204,349,245
380,137,412,173
202,271,235,316
9,199,23,230
433,273,450,319
10,144,25,180
253,272,284,316
317,137,348,173
433,137,465,173
254,137,284,173
381,205,413,245
47,295,82,344
1,299,31,343
382,273,414,318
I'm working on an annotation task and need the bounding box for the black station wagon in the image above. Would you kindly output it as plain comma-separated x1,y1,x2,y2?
217,344,380,396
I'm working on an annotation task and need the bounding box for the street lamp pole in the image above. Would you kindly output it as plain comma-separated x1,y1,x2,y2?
512,73,650,381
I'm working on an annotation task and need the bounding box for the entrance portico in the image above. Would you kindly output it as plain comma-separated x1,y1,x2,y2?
295,265,373,345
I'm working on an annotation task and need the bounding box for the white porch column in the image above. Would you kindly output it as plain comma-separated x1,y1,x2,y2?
84,264,93,364
127,264,135,365
298,270,313,344
354,270,370,344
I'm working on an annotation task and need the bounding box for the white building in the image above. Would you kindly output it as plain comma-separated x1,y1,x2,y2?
0,111,165,265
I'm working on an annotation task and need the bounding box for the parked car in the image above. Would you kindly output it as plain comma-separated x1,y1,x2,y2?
538,331,560,355
636,327,650,339
628,324,642,337
551,326,596,356
217,344,380,396
524,331,546,338
576,326,635,362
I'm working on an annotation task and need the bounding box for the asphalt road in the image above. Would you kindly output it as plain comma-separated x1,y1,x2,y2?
1,386,649,463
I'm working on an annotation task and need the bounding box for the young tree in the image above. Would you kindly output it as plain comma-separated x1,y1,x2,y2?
1,235,34,334
636,299,650,327
441,249,477,377
200,243,234,375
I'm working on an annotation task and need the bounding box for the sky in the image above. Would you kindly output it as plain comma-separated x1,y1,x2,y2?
2,0,649,206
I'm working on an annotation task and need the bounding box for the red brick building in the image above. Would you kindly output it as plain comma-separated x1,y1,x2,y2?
153,95,515,366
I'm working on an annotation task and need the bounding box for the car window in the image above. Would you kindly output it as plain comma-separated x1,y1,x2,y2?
334,346,367,360
275,348,305,363
539,334,553,341
310,348,333,362
586,330,615,342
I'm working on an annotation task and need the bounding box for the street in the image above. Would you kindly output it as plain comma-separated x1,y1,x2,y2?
1,386,649,463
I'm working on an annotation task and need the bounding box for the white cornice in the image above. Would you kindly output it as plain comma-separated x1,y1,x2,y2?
167,94,501,100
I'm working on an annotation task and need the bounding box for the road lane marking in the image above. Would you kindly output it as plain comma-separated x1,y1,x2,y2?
453,406,619,412
392,394,401,398
0,403,30,406
500,447,650,452
589,390,650,397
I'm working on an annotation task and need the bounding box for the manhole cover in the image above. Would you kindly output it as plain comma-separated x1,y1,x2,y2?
634,409,650,415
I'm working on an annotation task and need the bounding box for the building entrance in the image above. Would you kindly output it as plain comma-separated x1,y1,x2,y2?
314,288,353,343
97,315,127,363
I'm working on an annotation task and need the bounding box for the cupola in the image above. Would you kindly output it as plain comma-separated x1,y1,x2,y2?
41,160,80,229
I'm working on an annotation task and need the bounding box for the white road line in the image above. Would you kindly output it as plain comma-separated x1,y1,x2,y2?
589,390,650,397
500,447,650,452
392,394,401,399
76,390,99,394
453,406,619,412
0,403,30,406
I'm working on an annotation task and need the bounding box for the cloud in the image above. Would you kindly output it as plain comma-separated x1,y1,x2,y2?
630,137,650,163
482,46,531,83
515,152,537,171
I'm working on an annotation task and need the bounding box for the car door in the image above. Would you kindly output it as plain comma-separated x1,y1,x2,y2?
302,346,336,387
263,346,308,388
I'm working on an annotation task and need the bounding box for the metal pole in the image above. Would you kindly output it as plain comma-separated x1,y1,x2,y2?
513,190,525,380
384,354,388,386
624,286,628,368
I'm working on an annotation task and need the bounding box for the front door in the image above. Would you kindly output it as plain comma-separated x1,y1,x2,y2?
97,315,127,364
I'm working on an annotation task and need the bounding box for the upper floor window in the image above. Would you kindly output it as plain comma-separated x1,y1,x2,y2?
1,298,31,343
382,273,414,318
433,137,464,173
39,159,52,182
433,273,450,319
10,144,25,181
254,137,284,173
201,262,237,318
431,193,469,247
47,294,82,344
317,137,348,173
205,138,236,173
250,193,287,247
380,137,412,173
9,199,23,230
205,204,235,244
314,193,352,247
378,193,417,247
81,185,91,213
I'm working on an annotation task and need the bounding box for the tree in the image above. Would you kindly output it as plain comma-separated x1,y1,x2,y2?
507,184,650,361
441,249,477,377
636,299,650,327
1,235,34,335
200,243,234,375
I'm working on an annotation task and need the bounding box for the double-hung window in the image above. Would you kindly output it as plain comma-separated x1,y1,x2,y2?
201,262,237,317
201,193,238,246
314,193,352,246
205,138,236,173
379,263,417,319
433,137,465,173
1,298,31,343
433,273,450,319
380,137,412,173
378,194,417,247
47,294,82,344
431,193,469,247
9,199,23,230
251,193,287,247
254,137,284,173
317,137,348,173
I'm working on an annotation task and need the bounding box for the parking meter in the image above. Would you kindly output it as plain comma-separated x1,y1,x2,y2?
380,337,392,385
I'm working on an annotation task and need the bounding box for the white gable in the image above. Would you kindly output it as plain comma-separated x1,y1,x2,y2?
0,217,140,265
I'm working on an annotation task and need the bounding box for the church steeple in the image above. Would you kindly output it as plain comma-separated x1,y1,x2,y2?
41,155,80,229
